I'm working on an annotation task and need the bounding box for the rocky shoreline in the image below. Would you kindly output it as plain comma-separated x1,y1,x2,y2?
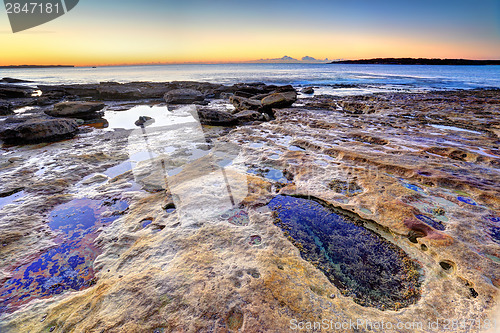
0,80,499,332
0,80,299,144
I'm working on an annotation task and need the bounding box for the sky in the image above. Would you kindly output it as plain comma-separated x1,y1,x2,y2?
0,0,499,66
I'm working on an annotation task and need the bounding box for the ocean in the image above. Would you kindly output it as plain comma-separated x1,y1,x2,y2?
1,63,499,96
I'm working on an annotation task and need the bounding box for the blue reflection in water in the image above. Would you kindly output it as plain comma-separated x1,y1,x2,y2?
0,198,128,314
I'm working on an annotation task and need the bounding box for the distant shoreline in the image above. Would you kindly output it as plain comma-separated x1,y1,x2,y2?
0,65,75,69
330,58,500,65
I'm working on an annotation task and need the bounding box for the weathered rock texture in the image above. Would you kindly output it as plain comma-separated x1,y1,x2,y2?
46,101,105,119
0,118,78,144
0,89,498,332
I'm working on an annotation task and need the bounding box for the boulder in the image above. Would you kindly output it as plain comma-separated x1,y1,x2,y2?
0,85,32,99
135,116,155,127
164,89,205,104
261,91,297,108
229,95,262,112
274,85,296,93
234,110,265,123
231,83,276,97
301,87,314,94
0,101,13,116
46,101,105,119
196,108,237,126
97,83,142,100
0,118,78,144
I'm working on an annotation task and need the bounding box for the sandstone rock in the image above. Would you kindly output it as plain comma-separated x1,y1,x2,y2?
261,91,297,108
229,95,262,112
340,100,376,114
0,85,32,99
301,87,314,94
196,108,237,126
38,84,99,99
0,101,13,116
0,118,78,144
36,97,54,106
46,102,105,119
234,110,265,123
231,83,276,97
98,84,142,100
164,89,205,104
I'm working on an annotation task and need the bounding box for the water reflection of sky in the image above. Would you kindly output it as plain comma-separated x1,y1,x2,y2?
104,105,196,130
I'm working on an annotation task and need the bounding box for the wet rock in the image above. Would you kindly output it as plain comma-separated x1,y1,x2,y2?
234,110,265,123
196,108,237,126
229,95,262,112
36,97,55,106
38,84,99,99
261,91,297,109
0,78,33,84
167,81,224,97
301,87,314,94
0,85,32,99
46,101,105,120
339,100,376,114
0,187,24,198
97,83,142,100
164,88,205,104
0,118,78,144
0,101,13,116
134,116,155,127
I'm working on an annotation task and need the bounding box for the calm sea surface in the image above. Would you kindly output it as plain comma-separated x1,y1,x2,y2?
1,63,499,95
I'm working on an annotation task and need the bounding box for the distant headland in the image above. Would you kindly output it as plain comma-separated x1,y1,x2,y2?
330,58,500,65
0,65,75,69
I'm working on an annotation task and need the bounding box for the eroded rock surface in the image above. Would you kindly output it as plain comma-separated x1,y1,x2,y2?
0,118,78,144
0,88,498,332
164,88,205,104
46,101,106,120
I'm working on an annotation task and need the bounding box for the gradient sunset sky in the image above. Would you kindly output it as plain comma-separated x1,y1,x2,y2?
1,0,499,66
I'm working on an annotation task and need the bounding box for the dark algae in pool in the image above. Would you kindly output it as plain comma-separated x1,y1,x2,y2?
268,195,421,310
0,198,128,314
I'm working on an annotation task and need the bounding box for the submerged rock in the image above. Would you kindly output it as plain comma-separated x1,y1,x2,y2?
268,195,421,310
0,198,128,314
46,101,105,120
0,118,78,144
164,88,204,104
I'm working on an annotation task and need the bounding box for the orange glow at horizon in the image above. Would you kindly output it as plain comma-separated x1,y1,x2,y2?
1,7,499,67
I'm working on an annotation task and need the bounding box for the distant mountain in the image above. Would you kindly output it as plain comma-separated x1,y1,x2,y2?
251,56,331,63
330,58,500,65
302,56,331,62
